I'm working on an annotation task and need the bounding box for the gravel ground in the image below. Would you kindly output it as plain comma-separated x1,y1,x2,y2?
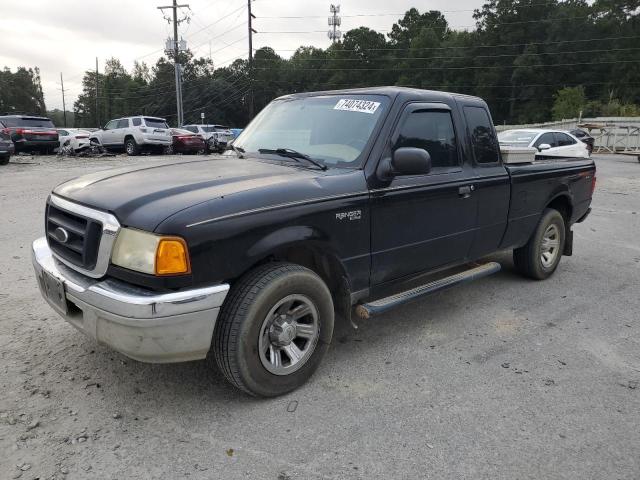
0,153,638,480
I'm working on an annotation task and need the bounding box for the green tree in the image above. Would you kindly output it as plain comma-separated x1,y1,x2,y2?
0,66,46,114
552,86,586,120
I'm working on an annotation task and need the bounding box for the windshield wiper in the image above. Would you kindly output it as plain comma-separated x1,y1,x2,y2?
230,144,245,158
258,148,327,171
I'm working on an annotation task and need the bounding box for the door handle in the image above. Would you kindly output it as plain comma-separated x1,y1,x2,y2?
458,185,474,198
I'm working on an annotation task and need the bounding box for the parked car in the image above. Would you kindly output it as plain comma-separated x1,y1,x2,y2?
32,87,596,397
0,128,15,165
89,116,171,155
498,129,589,159
57,128,91,153
570,128,595,155
0,115,58,154
182,124,234,153
168,128,206,154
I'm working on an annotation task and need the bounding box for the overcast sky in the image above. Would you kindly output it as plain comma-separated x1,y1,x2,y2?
0,0,483,111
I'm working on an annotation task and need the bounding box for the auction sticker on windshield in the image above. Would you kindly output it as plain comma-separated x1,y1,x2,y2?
334,99,381,114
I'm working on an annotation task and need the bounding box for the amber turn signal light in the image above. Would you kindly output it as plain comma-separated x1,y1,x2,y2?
155,237,191,275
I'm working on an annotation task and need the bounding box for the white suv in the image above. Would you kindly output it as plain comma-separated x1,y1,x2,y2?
182,124,234,153
90,116,172,155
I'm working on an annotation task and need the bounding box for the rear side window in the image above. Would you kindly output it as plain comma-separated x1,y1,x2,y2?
132,118,142,126
555,132,576,146
144,118,169,129
394,110,459,169
1,117,55,128
117,119,129,129
534,133,557,148
184,126,198,133
463,107,499,164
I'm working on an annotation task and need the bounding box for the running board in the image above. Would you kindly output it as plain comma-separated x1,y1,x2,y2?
354,262,501,319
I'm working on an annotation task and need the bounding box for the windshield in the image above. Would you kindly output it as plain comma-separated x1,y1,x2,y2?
1,117,55,128
234,95,388,168
498,130,538,145
143,118,169,129
172,128,194,135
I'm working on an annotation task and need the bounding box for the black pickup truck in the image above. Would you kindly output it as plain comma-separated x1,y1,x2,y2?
32,87,596,397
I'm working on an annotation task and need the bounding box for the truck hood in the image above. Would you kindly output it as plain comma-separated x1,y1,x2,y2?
53,157,322,231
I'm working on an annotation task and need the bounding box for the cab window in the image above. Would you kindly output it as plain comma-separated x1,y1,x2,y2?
117,119,130,129
463,106,500,164
394,109,459,170
104,120,117,130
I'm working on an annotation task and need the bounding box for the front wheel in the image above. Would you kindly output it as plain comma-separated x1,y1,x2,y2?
0,154,9,165
211,263,334,397
513,208,566,280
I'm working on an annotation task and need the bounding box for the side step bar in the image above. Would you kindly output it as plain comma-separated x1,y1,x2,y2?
354,262,501,319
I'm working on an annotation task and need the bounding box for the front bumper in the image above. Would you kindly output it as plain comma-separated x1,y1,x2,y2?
32,237,229,363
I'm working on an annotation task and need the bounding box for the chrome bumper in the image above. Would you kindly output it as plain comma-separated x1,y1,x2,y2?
32,237,229,363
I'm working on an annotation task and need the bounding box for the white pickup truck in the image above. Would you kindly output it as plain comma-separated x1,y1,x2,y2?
90,116,172,155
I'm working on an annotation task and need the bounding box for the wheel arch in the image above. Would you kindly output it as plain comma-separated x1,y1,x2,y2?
545,192,573,225
240,226,353,323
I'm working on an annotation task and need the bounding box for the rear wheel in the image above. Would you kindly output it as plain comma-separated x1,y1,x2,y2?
513,208,566,280
0,154,9,165
211,263,334,397
125,137,140,156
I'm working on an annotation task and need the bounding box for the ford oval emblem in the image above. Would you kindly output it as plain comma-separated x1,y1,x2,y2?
53,227,70,244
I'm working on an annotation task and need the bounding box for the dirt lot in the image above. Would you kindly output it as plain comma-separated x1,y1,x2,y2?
0,153,639,480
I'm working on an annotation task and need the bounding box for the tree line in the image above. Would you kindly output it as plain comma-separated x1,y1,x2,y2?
2,0,639,128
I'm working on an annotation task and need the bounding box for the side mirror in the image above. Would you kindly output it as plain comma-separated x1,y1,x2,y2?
538,143,551,151
391,147,432,176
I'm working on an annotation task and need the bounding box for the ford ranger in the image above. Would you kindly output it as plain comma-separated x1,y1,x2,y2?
32,87,596,397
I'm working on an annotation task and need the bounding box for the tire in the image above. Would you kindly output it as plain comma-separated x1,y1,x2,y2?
513,208,566,280
0,154,9,165
125,137,140,156
164,145,174,155
211,262,334,397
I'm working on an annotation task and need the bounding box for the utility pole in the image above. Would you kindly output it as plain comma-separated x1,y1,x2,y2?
58,73,68,127
158,0,189,126
328,4,342,44
248,0,256,119
95,57,100,128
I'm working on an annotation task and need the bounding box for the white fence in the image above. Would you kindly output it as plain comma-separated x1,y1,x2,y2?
496,117,640,153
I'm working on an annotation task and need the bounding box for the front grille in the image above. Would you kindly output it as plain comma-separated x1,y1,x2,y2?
46,202,102,270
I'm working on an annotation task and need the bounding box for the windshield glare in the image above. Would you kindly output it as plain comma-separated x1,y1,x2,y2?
498,130,537,145
235,95,388,167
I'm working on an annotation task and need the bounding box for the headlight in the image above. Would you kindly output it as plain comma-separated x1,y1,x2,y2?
111,228,191,276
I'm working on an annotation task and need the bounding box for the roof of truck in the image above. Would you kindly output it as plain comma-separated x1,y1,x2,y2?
277,86,484,103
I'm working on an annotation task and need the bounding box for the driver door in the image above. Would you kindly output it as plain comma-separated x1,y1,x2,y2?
370,103,478,285
101,120,118,146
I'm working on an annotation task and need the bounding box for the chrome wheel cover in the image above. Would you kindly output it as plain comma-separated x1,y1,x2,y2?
258,294,320,376
540,224,560,268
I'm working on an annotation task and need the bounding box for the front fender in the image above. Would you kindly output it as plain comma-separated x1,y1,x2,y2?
246,225,326,259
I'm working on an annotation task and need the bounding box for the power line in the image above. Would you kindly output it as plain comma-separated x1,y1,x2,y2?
254,59,640,72
260,34,640,53
252,46,640,63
